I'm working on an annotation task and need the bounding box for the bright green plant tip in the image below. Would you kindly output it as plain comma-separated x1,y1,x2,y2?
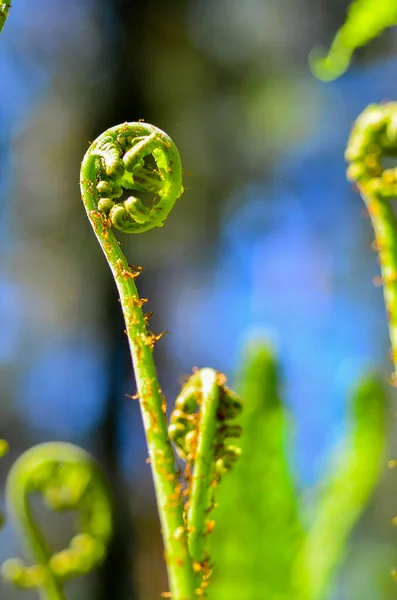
293,375,387,600
0,1,11,34
310,0,397,81
346,103,397,380
1,443,113,600
80,122,183,234
209,342,303,600
80,122,196,599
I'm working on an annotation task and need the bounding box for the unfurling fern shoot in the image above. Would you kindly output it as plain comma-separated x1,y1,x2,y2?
346,103,397,380
80,123,242,599
2,443,112,600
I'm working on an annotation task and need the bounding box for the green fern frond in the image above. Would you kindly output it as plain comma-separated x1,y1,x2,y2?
293,375,388,600
209,342,303,600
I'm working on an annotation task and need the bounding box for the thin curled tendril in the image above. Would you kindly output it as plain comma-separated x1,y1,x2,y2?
169,369,242,586
0,1,11,34
1,443,112,600
346,102,397,379
82,122,183,234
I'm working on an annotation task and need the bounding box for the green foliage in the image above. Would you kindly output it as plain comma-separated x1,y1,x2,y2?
1,443,113,600
0,1,11,34
310,0,397,81
0,439,9,528
293,375,387,600
210,342,388,600
209,343,303,600
0,3,395,600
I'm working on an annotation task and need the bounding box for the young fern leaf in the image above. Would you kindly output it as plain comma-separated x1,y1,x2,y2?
1,442,112,600
0,1,11,34
346,103,397,379
208,342,303,600
310,0,397,81
293,375,387,600
168,369,242,586
81,122,201,599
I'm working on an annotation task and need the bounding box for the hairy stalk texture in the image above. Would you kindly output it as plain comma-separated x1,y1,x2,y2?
0,0,11,34
80,123,242,598
346,103,397,380
169,368,242,589
1,443,112,600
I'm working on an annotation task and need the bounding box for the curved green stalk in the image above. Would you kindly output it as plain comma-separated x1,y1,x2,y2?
2,442,112,600
346,103,397,380
0,0,11,34
80,123,195,599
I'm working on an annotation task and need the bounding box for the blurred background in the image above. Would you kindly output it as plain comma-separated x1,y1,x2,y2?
1,0,397,599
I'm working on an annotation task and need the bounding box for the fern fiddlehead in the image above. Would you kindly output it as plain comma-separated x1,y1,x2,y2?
80,122,242,598
80,122,195,599
0,1,11,34
1,442,112,600
346,103,397,379
169,369,242,585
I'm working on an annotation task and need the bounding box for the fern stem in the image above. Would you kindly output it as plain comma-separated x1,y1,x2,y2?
185,369,220,565
361,191,397,370
346,102,397,380
80,123,195,599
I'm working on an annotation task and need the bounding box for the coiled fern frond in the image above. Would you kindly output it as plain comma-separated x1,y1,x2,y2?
1,443,112,600
80,123,242,599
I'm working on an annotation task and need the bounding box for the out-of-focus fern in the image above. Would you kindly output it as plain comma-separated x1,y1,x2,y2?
293,375,387,600
310,0,397,81
0,1,11,34
209,343,303,600
210,342,388,600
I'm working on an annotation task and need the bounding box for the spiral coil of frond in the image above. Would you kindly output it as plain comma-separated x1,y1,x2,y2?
2,443,112,600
